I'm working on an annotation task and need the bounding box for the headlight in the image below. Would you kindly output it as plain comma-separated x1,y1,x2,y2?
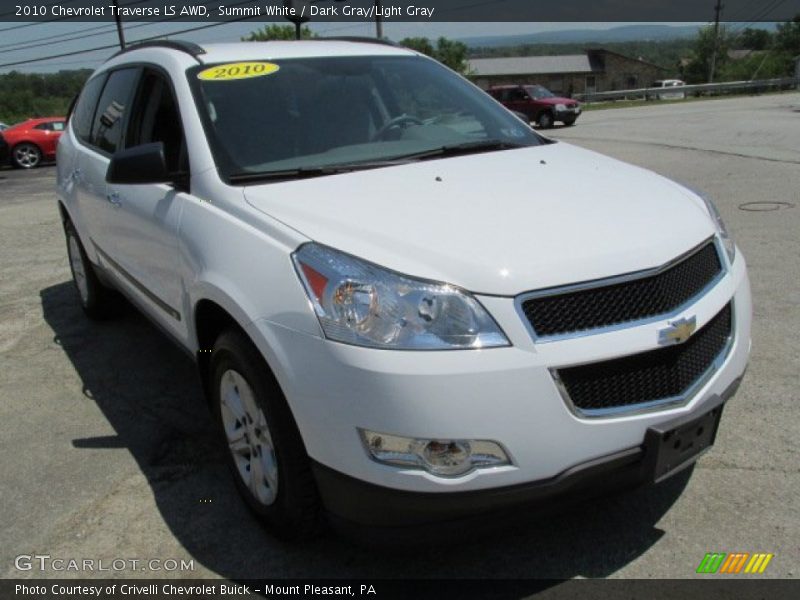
554,103,567,111
696,191,736,263
292,243,509,350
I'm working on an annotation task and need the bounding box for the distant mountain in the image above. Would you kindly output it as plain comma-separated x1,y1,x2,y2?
461,24,704,48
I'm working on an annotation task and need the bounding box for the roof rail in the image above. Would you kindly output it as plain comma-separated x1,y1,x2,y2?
109,40,206,61
317,36,399,48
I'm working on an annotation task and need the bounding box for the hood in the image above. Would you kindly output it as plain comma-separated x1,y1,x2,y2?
244,143,715,296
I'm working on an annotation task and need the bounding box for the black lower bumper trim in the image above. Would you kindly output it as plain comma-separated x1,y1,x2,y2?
312,375,744,531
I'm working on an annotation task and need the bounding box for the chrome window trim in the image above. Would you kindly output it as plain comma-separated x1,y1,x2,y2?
550,301,736,419
514,236,727,343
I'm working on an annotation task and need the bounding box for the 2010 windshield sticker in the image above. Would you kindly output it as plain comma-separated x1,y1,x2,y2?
197,62,280,81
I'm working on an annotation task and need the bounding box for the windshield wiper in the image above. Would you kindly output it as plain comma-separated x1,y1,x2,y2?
228,142,528,183
390,139,529,162
229,159,414,184
230,166,344,184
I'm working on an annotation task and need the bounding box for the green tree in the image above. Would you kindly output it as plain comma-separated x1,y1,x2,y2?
738,28,772,50
398,36,434,57
683,25,730,83
0,69,90,124
433,37,471,75
721,17,800,80
720,52,788,80
399,36,471,75
243,24,316,41
774,16,800,55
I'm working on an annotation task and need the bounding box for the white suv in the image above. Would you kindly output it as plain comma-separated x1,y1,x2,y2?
56,39,751,539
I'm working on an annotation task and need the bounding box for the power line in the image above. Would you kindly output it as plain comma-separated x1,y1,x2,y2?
0,23,155,54
0,0,240,52
0,10,263,69
728,0,788,34
0,23,118,51
0,0,250,60
10,59,105,69
0,43,121,69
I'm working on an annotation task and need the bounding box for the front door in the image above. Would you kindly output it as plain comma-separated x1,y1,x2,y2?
102,68,190,340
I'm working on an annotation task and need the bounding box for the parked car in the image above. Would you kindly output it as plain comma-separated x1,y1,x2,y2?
57,39,751,540
487,84,581,128
3,117,66,168
651,79,686,100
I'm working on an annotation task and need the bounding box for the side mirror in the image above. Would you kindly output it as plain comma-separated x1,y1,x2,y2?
106,142,170,185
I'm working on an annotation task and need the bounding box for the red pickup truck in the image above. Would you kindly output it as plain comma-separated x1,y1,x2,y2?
487,84,581,129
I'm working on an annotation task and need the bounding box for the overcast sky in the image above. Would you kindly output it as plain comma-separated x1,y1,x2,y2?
0,21,706,74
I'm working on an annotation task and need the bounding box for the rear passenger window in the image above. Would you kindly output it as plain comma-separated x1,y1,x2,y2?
91,68,139,154
71,75,106,143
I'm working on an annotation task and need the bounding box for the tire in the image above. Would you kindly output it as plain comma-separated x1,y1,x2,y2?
64,220,116,319
563,117,577,127
211,328,323,540
12,143,41,169
537,111,554,129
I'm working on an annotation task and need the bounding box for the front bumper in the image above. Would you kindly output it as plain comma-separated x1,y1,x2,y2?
244,248,750,497
313,378,740,528
555,106,581,120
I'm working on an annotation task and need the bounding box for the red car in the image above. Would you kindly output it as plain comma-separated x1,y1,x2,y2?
487,84,581,129
2,117,65,168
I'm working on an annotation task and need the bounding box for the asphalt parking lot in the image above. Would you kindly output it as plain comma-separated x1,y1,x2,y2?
1,93,798,581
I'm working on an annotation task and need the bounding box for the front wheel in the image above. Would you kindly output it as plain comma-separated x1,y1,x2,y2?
537,111,554,129
563,117,577,126
211,329,323,540
12,143,41,168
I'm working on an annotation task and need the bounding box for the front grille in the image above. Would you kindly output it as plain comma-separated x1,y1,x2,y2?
556,303,732,415
521,240,723,337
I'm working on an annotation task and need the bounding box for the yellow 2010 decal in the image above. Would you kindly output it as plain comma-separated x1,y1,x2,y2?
197,62,280,81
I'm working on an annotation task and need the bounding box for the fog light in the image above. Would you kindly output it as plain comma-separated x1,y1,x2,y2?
359,429,510,477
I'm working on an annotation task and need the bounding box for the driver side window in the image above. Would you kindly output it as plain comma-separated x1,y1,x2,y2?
126,69,187,175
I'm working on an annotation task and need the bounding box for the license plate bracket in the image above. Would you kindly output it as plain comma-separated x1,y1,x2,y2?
643,395,725,484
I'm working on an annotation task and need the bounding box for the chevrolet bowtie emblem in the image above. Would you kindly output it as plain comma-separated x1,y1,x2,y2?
659,316,697,345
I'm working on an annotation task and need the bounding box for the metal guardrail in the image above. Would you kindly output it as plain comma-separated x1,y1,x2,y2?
575,77,800,103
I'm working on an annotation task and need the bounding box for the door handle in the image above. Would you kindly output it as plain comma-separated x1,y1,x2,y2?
106,191,121,207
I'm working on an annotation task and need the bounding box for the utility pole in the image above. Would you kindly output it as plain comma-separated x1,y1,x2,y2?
112,0,125,49
375,0,383,39
709,0,723,83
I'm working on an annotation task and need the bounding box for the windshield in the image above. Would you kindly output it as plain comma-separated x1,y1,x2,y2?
524,85,556,100
189,55,543,182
